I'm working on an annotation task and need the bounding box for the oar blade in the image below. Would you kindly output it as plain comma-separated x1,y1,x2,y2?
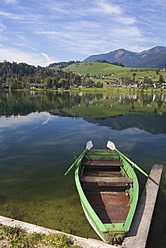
107,140,116,150
86,140,93,150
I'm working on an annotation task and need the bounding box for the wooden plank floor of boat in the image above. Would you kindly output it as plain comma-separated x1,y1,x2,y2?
81,163,130,224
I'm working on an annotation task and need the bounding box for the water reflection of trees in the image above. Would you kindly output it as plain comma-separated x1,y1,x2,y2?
0,91,165,117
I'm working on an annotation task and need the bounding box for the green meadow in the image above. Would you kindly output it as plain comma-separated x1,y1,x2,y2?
63,62,129,76
63,62,166,82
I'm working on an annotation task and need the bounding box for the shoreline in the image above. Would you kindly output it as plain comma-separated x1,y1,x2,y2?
1,87,166,94
0,216,114,248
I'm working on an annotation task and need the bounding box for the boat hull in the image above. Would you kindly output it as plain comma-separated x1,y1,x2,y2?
81,201,106,242
74,149,139,244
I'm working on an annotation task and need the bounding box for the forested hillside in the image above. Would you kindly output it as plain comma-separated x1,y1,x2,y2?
0,61,81,90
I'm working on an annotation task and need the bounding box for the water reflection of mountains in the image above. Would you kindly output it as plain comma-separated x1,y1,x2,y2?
1,91,166,134
84,114,166,135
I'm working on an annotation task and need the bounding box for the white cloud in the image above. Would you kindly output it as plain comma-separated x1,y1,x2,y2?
41,52,55,65
127,45,149,53
35,0,139,56
0,47,55,66
36,28,102,55
0,10,23,20
35,14,143,57
118,16,136,25
111,26,141,38
30,47,38,52
36,30,70,39
97,0,122,15
43,0,132,25
0,24,7,31
43,1,71,15
4,0,17,4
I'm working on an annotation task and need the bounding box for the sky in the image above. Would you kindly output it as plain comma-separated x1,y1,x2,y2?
0,0,166,67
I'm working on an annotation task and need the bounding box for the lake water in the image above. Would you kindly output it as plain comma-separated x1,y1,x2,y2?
0,90,166,247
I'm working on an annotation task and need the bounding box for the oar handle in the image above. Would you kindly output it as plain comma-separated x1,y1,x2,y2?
107,140,148,178
64,149,87,176
132,163,149,177
116,149,148,177
64,140,93,176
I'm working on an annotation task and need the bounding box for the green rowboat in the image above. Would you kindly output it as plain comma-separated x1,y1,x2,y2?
66,141,139,244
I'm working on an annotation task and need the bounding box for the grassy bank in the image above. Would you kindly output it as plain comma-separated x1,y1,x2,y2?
70,86,165,94
0,225,80,248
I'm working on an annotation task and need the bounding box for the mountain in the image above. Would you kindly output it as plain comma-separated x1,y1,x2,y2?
84,114,166,135
84,46,166,68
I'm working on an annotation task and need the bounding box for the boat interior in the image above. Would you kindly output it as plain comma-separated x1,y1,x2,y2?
80,149,132,224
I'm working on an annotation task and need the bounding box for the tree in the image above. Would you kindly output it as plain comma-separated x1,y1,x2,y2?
59,78,68,89
10,79,22,90
143,78,152,85
118,62,125,67
96,81,103,88
45,77,52,88
52,77,58,89
0,77,3,89
73,74,81,85
125,77,132,86
159,75,164,84
156,69,160,75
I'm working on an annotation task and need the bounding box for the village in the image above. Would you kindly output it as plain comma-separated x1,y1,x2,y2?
69,67,166,90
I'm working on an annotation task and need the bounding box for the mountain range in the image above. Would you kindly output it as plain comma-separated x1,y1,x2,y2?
84,114,166,135
84,46,166,68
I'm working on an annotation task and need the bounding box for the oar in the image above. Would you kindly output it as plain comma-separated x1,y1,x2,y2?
107,140,149,177
64,140,93,176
